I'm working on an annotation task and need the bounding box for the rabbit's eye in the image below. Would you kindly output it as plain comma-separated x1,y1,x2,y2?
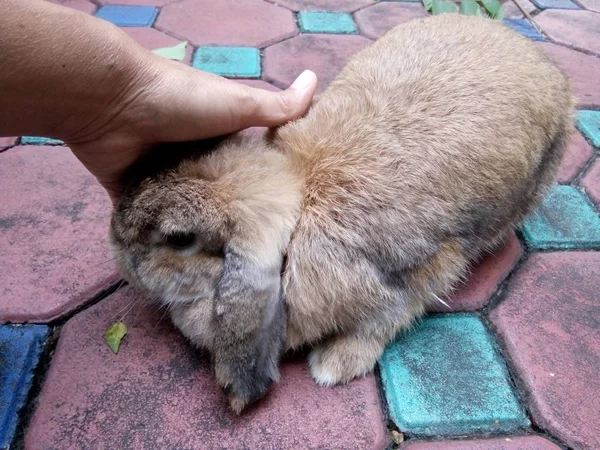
165,232,196,250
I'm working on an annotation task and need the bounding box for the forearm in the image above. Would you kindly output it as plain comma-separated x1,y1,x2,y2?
0,0,152,141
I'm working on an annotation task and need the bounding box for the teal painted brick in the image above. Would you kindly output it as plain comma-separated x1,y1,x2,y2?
577,110,600,148
298,12,357,34
192,47,260,78
522,185,600,250
19,137,64,146
379,314,528,436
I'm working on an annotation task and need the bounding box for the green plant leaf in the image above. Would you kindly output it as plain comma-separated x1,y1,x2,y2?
151,41,188,61
105,321,128,354
481,0,503,19
459,0,480,15
432,0,459,14
422,0,433,11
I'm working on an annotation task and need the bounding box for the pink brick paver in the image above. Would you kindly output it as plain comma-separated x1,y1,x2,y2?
25,287,388,449
0,137,17,148
0,146,119,323
355,3,429,39
264,34,371,92
536,10,600,57
539,43,600,109
503,0,537,19
123,27,192,65
98,0,180,6
47,0,96,14
491,252,600,450
429,233,522,312
556,130,594,183
577,0,600,12
156,0,297,48
402,435,561,449
273,0,373,12
580,159,600,206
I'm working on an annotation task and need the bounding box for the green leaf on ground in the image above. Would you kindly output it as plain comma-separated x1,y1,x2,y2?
481,0,503,19
459,0,481,15
432,0,459,14
152,41,188,61
422,0,434,11
105,321,128,354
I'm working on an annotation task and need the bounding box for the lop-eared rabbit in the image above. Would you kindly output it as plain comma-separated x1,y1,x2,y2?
110,15,574,413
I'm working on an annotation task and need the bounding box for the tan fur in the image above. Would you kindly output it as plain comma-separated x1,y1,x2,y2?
111,15,574,412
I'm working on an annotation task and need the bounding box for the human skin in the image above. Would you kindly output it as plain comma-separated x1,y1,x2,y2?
0,0,317,202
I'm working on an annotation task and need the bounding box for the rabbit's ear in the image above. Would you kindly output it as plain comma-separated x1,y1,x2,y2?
212,241,287,414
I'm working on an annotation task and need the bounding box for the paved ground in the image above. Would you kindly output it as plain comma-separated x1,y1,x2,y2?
1,0,599,449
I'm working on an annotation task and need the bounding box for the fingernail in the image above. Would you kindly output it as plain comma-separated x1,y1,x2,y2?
291,70,316,91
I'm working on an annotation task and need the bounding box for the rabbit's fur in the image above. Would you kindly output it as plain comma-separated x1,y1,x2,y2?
110,15,574,413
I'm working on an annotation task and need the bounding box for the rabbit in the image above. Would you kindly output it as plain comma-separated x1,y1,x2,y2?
109,14,575,414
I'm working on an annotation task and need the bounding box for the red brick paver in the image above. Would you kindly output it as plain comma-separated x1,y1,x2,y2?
580,159,600,206
0,146,118,323
556,130,594,183
264,34,371,91
123,27,193,64
491,252,600,450
25,287,388,449
156,0,297,47
402,435,561,449
536,10,600,57
273,0,373,12
355,3,429,39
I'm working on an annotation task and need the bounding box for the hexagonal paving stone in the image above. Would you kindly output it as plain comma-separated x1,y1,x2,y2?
355,3,429,39
379,314,529,436
521,185,600,250
123,28,192,65
298,11,357,34
25,287,388,449
273,0,373,12
97,0,179,6
192,47,260,78
503,19,546,41
530,0,579,9
0,325,49,449
403,436,562,450
556,131,594,183
577,0,600,12
46,0,96,14
577,110,600,147
264,34,371,92
536,10,600,56
538,43,600,108
0,137,16,148
580,159,600,206
95,5,158,27
503,0,538,19
429,233,522,313
491,252,600,450
19,136,63,146
156,0,296,48
0,146,118,323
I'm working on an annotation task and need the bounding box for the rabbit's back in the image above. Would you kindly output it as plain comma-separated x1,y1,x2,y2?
277,15,574,347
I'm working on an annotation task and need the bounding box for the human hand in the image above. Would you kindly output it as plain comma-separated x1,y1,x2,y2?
67,57,317,204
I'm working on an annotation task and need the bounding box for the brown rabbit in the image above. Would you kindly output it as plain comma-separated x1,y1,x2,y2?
110,15,574,414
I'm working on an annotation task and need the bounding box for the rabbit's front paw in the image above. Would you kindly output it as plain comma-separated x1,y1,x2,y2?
308,335,384,386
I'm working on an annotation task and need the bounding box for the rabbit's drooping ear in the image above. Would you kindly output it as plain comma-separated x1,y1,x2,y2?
212,240,287,414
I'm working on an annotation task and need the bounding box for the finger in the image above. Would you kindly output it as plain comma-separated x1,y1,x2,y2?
241,70,318,127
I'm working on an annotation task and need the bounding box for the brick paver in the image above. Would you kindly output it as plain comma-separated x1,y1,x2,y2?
577,110,600,147
0,146,118,322
24,287,388,449
124,28,192,64
536,10,600,56
379,314,528,436
402,435,562,449
354,3,428,39
556,131,594,183
95,5,158,27
491,252,600,450
298,11,358,34
580,159,600,206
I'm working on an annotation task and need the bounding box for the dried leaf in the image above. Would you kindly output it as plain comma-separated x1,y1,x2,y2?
152,41,188,61
105,321,128,354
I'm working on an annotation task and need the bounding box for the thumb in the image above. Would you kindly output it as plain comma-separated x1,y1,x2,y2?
245,70,318,127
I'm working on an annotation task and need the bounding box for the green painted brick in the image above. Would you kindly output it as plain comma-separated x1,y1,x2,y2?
577,110,600,148
522,185,600,250
298,11,357,34
192,47,260,78
19,137,64,146
379,314,529,436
